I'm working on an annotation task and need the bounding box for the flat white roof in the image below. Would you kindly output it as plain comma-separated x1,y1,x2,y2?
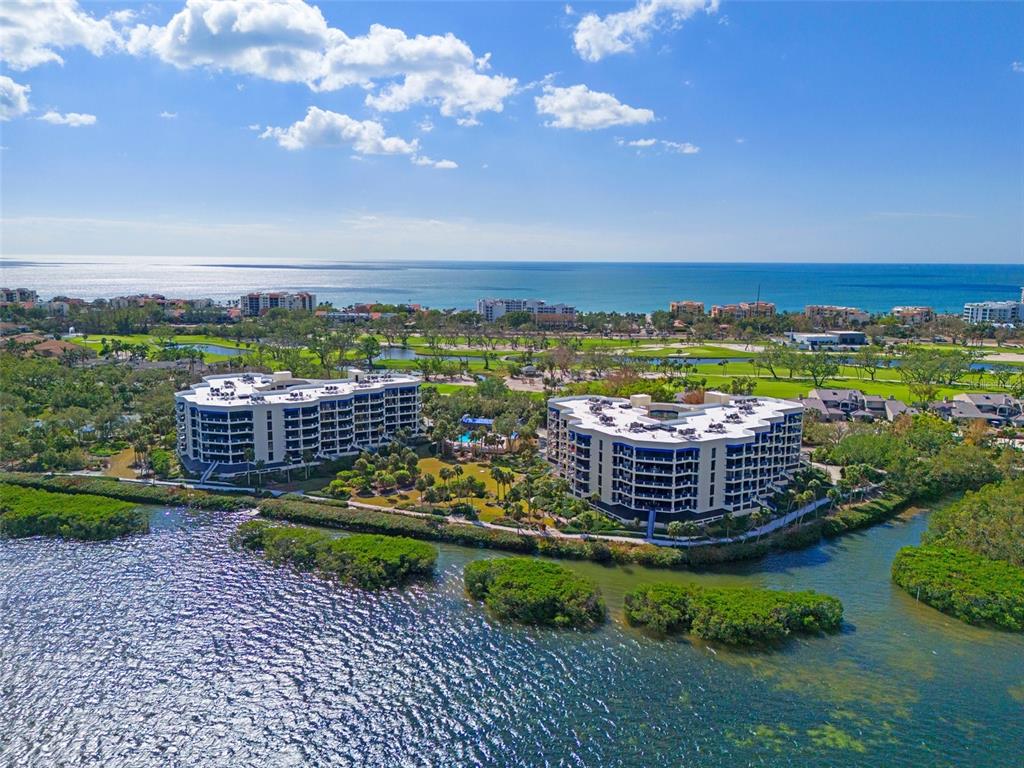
550,395,801,444
177,370,419,407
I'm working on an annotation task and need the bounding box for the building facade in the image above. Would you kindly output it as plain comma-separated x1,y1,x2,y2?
546,392,803,531
475,297,576,325
785,331,867,350
890,306,934,325
669,300,705,317
709,301,776,320
803,305,870,326
240,291,317,316
0,287,38,306
175,369,420,478
962,291,1024,325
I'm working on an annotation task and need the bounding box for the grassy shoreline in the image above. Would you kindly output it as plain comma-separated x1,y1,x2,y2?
0,472,257,511
0,473,936,571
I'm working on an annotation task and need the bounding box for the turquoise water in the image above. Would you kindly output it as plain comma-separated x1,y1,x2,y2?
457,432,474,443
1,506,1021,766
4,257,1021,313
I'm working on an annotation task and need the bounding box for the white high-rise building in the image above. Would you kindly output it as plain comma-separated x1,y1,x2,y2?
240,291,317,316
546,392,804,533
475,297,576,324
962,289,1024,325
175,370,420,477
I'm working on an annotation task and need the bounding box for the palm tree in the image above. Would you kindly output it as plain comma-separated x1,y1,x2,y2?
243,447,255,486
302,449,315,480
489,466,506,500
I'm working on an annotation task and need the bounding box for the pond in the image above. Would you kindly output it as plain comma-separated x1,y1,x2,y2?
1,506,1020,767
170,342,247,357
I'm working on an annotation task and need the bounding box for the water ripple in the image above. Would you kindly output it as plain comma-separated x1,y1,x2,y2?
1,508,1021,768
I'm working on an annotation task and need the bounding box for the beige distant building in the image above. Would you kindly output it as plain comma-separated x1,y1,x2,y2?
669,300,705,317
710,301,776,320
891,306,934,325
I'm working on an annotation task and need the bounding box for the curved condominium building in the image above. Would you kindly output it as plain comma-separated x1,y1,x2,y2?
175,369,420,478
546,392,803,531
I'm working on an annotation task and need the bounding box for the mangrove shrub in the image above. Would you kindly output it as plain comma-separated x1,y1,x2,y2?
891,546,1024,631
0,483,148,541
464,557,606,629
231,520,437,589
624,582,843,645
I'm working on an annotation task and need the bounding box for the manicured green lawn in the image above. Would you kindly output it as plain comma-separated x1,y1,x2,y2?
70,333,249,363
695,373,978,403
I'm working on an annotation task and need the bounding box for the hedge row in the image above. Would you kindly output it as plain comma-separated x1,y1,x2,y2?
624,581,844,645
891,545,1024,632
257,498,835,570
0,472,257,511
820,495,909,538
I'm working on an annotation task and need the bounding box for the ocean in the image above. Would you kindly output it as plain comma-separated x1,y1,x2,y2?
1,257,1021,313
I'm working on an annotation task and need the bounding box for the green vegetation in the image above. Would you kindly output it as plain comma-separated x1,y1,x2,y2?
257,497,845,569
891,477,1024,630
231,520,437,589
813,414,1007,503
463,557,606,629
624,582,843,645
820,495,909,537
891,546,1024,631
0,352,187,474
0,472,255,511
924,478,1024,567
0,483,148,540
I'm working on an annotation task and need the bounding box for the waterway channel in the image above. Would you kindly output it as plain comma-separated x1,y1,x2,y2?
1,506,1020,767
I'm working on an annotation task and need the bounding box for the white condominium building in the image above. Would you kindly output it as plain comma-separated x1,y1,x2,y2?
962,290,1024,325
546,392,803,532
475,297,576,324
803,304,870,326
240,291,317,316
175,369,420,478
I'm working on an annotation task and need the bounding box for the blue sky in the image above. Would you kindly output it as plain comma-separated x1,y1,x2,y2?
1,0,1022,263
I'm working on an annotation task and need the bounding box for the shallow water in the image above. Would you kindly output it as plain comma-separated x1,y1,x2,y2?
1,507,1021,767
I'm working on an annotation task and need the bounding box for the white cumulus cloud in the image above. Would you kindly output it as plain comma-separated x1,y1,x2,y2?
159,110,178,119
261,107,418,154
260,106,455,168
1013,61,1024,73
618,136,699,154
0,76,32,121
38,110,97,126
0,0,126,71
126,0,516,123
573,0,717,62
536,84,654,130
662,140,699,154
411,155,458,170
